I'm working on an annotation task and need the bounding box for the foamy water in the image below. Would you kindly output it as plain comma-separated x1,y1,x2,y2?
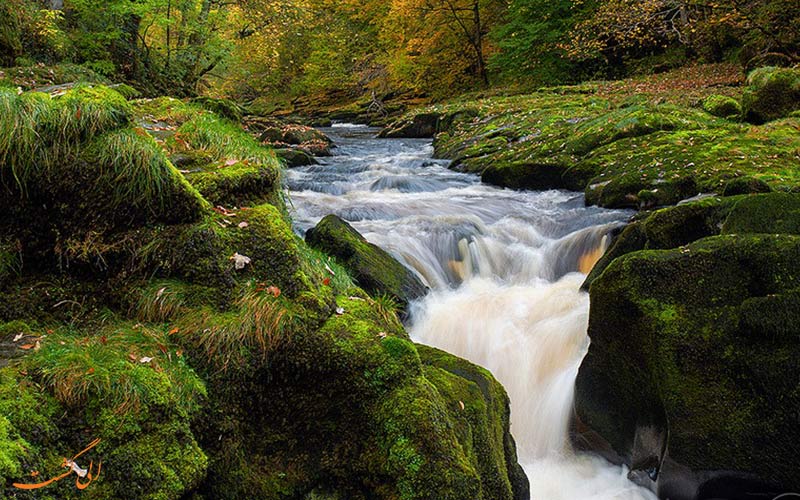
288,126,656,500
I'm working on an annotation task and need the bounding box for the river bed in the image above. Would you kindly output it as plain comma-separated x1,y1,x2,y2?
286,124,657,500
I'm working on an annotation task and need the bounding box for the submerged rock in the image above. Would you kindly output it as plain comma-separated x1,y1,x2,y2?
306,215,428,308
575,234,800,499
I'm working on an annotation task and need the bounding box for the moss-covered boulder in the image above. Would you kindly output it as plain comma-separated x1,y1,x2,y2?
701,94,742,119
195,294,526,500
742,66,800,124
306,215,427,308
275,148,318,168
575,234,800,499
0,86,209,273
0,323,208,500
583,192,800,288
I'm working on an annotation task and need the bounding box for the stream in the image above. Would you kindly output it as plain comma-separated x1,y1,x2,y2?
287,124,658,500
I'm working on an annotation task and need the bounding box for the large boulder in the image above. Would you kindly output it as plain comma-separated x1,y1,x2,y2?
195,294,528,500
742,67,800,124
575,234,800,499
583,192,800,289
306,215,428,307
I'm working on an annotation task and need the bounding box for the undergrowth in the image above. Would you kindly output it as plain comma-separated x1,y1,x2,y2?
20,323,205,416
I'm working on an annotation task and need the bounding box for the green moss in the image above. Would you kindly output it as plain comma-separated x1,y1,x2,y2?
742,67,800,124
702,94,742,119
584,193,800,288
186,161,281,207
305,215,427,307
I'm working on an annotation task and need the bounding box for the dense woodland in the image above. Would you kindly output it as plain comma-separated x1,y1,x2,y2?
2,0,798,99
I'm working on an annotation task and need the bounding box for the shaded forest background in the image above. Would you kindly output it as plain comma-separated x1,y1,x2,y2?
1,0,798,102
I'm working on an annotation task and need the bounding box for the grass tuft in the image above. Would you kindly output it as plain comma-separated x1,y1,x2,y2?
176,113,277,166
0,85,131,192
133,280,191,323
21,323,205,416
178,282,299,371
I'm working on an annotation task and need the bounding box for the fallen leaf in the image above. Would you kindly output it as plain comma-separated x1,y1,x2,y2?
459,401,465,410
12,333,24,342
75,108,82,120
324,264,336,276
86,367,95,375
265,286,281,297
175,350,183,357
29,471,39,478
238,221,249,229
336,307,345,315
230,253,252,270
128,353,138,361
157,344,168,354
224,158,238,166
99,335,107,345
322,277,331,286
169,327,180,335
377,331,388,338
140,357,153,363
19,344,35,350
156,287,167,298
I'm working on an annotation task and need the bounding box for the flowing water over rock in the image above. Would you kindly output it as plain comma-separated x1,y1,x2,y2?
288,124,658,500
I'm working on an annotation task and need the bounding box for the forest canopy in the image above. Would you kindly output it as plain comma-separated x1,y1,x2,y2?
1,0,798,99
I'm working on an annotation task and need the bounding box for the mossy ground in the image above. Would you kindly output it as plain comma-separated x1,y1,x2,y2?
384,63,800,209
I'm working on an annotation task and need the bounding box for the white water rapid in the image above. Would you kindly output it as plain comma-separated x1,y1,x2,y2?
288,125,658,500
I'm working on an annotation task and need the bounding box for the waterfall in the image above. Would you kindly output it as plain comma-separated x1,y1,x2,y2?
288,126,657,500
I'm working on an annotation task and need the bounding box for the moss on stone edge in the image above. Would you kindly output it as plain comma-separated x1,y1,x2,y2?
306,215,427,308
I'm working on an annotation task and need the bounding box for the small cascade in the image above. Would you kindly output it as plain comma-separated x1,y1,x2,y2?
288,126,656,500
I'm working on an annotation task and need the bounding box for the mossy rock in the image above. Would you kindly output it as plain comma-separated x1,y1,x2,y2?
583,192,800,288
186,161,281,207
722,175,772,196
306,215,427,308
275,148,318,168
379,112,442,138
417,346,528,500
702,94,742,119
197,295,524,500
0,322,208,500
742,67,800,124
155,204,329,305
576,234,800,498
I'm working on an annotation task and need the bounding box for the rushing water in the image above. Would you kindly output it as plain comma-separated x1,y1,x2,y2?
287,124,658,500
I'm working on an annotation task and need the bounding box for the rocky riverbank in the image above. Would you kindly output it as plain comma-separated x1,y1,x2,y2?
379,63,800,498
0,85,526,499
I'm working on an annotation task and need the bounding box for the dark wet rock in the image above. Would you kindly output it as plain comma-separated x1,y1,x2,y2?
379,112,442,138
275,148,318,167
